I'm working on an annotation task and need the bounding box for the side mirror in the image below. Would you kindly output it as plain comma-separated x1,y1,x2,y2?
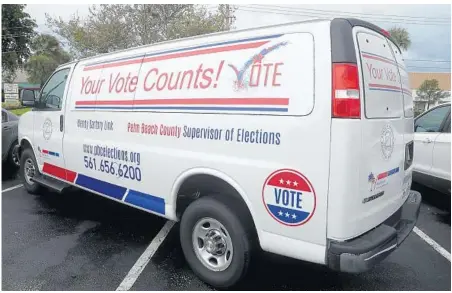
415,125,427,133
20,89,36,107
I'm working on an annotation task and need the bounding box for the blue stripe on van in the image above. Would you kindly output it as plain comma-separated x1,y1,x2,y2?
125,189,165,215
75,174,127,200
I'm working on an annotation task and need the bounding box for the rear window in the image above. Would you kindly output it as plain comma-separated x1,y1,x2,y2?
387,40,413,118
355,29,404,119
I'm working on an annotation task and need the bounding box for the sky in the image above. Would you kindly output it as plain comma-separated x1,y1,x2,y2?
25,4,451,73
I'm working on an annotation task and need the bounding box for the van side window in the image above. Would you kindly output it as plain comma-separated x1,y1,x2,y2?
415,105,450,133
38,68,70,110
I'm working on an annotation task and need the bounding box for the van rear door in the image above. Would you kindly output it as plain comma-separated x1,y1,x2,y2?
354,26,408,232
328,19,414,241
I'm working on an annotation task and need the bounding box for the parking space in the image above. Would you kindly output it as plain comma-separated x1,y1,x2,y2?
2,164,451,291
130,227,451,291
412,183,451,253
2,164,166,290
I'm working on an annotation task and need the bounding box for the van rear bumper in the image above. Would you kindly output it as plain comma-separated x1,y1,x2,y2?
326,190,421,273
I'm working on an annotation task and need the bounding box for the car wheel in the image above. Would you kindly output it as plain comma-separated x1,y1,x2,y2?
7,141,20,168
20,148,42,194
180,194,254,289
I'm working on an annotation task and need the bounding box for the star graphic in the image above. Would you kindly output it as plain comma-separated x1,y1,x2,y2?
293,181,298,187
285,212,290,218
279,178,284,184
286,180,291,185
292,214,297,219
278,210,283,216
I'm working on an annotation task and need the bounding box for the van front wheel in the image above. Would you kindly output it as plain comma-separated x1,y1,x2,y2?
20,148,42,194
180,195,253,289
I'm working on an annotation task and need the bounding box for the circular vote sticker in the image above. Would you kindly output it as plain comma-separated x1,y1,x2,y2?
262,169,316,226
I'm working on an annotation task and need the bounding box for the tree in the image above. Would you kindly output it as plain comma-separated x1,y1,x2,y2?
45,4,236,58
25,34,71,85
2,4,37,82
416,79,450,110
388,27,411,51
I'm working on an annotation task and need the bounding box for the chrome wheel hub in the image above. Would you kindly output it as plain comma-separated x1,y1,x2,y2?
24,158,36,185
192,217,233,271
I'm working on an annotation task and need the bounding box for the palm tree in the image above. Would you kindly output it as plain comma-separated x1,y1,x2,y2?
388,27,411,51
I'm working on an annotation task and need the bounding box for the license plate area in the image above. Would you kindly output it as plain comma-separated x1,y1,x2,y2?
404,141,413,170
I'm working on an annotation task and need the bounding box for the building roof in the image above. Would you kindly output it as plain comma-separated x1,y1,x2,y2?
409,72,451,90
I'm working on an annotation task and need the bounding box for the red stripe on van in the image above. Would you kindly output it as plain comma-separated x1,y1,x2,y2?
361,53,396,66
75,97,289,106
84,41,269,71
43,163,77,183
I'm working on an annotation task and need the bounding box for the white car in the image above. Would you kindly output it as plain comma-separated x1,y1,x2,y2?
413,102,451,194
18,17,421,288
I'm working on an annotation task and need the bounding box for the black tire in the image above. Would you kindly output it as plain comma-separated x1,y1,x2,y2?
7,140,20,169
180,194,254,289
20,147,42,194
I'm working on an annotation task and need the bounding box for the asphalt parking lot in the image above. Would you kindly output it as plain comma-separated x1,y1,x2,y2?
2,164,451,291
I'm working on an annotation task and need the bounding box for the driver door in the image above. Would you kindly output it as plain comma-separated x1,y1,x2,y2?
33,65,74,181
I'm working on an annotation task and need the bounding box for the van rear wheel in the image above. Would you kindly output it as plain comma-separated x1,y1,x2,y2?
180,194,253,289
20,148,42,194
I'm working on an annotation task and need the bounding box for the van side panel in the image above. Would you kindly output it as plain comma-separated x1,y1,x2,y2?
62,20,332,264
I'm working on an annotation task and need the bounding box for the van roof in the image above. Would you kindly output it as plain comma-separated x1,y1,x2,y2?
58,17,332,69
57,17,395,70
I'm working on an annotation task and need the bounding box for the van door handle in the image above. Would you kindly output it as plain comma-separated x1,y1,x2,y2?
60,115,63,132
423,138,432,144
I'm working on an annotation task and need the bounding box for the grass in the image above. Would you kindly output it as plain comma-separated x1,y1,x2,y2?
2,102,31,116
10,107,31,116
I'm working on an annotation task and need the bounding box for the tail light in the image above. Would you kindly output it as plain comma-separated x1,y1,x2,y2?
332,63,361,119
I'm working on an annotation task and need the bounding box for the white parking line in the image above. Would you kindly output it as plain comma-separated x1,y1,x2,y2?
116,220,175,291
414,226,451,262
2,184,23,193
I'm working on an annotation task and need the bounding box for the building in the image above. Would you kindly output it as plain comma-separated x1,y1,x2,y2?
410,72,451,113
12,68,28,83
2,69,40,104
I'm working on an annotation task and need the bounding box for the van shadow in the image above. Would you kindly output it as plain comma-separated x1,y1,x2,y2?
237,252,348,291
2,162,19,181
31,187,166,244
412,182,451,225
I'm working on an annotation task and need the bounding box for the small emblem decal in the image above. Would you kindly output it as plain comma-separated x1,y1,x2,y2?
42,118,52,140
262,169,316,226
380,124,395,160
368,172,377,191
368,167,400,192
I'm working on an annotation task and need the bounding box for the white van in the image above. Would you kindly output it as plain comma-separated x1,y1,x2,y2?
18,17,421,288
